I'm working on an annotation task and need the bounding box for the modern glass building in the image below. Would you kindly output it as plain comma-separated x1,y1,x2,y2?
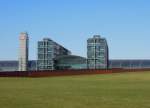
87,35,109,69
55,55,87,70
37,38,71,70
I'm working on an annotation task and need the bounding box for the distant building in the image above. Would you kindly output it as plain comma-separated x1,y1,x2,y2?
1,60,150,72
87,35,109,69
55,55,87,70
18,32,29,71
37,38,71,70
0,60,36,72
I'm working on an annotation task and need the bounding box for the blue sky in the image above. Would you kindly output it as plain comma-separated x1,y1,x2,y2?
0,0,150,60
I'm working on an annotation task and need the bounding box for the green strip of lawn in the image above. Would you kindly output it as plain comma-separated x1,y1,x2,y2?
0,72,150,108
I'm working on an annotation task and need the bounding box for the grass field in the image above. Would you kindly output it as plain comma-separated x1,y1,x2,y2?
0,72,150,108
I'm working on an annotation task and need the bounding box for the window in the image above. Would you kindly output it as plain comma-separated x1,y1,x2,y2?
38,54,43,59
38,48,44,53
38,42,43,48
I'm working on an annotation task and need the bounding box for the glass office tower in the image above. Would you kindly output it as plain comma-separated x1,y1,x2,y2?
87,35,109,69
37,38,71,70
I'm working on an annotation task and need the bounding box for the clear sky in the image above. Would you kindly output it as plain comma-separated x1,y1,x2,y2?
0,0,150,60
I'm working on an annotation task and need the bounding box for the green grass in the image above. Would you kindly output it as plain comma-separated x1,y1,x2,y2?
0,72,150,108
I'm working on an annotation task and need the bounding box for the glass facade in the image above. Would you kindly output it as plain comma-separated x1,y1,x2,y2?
37,38,71,70
0,61,36,72
87,35,109,69
1,60,150,72
109,60,150,69
55,55,87,70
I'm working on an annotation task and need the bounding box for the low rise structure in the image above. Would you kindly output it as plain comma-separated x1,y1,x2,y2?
1,60,150,72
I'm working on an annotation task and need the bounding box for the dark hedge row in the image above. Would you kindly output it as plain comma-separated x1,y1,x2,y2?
0,68,150,77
